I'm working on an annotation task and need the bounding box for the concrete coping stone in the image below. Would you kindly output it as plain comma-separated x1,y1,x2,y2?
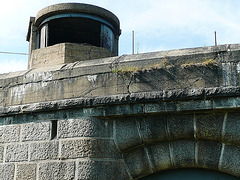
35,3,120,28
1,43,240,81
0,86,239,117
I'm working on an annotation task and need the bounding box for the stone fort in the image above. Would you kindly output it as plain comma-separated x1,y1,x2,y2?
0,2,240,180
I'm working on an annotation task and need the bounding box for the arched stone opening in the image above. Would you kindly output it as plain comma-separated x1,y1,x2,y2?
141,168,239,180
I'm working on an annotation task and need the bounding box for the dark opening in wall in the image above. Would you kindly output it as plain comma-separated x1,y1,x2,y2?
47,18,101,47
36,13,119,55
51,120,58,140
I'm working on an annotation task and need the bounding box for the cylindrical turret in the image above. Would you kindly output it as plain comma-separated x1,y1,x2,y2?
26,3,121,69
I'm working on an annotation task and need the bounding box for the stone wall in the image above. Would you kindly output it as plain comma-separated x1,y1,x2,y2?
29,43,114,69
1,44,240,179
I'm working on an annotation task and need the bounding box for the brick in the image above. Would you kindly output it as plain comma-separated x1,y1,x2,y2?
39,161,75,180
58,117,112,138
60,139,120,159
0,124,20,143
22,122,51,141
0,164,15,180
5,143,28,162
16,164,36,180
30,141,58,161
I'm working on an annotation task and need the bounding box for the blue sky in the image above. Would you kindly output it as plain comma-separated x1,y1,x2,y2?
1,0,240,73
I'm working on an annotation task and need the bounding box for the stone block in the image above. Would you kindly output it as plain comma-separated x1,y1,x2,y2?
0,124,20,143
0,164,15,180
221,144,240,176
138,116,167,144
147,142,171,171
58,117,112,138
195,112,224,141
177,100,212,111
60,139,120,159
197,140,221,169
38,161,75,180
167,114,194,139
145,102,176,113
105,104,144,116
22,122,51,141
78,160,129,180
124,148,152,178
30,141,58,161
223,112,240,144
82,107,105,116
213,98,236,109
171,140,195,167
16,164,36,180
114,117,142,152
0,145,3,162
5,143,28,162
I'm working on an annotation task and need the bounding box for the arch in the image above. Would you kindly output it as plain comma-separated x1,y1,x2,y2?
113,112,240,179
122,139,240,179
142,168,239,180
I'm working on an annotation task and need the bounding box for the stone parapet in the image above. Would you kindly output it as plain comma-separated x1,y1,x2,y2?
1,44,240,107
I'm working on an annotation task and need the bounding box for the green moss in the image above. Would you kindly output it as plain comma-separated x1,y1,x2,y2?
181,58,218,68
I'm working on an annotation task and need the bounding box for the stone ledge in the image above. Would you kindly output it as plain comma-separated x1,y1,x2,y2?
0,86,239,118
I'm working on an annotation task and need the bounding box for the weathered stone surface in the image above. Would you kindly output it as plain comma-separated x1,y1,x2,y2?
0,145,3,162
197,140,222,169
78,160,129,180
167,114,194,139
30,141,58,161
223,112,240,144
171,140,195,167
147,142,171,171
177,100,212,111
114,117,142,152
138,116,167,144
5,143,28,162
221,144,240,176
105,104,144,116
16,164,36,180
0,124,20,143
60,139,120,159
124,148,152,178
145,102,176,113
1,43,240,108
58,117,112,138
38,161,75,180
0,87,240,118
195,113,224,141
22,122,51,141
0,164,15,180
30,43,114,69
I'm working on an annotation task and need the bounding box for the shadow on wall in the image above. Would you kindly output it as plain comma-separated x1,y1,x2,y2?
143,168,239,180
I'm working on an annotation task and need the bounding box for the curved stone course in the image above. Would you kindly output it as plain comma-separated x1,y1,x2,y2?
122,139,240,179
